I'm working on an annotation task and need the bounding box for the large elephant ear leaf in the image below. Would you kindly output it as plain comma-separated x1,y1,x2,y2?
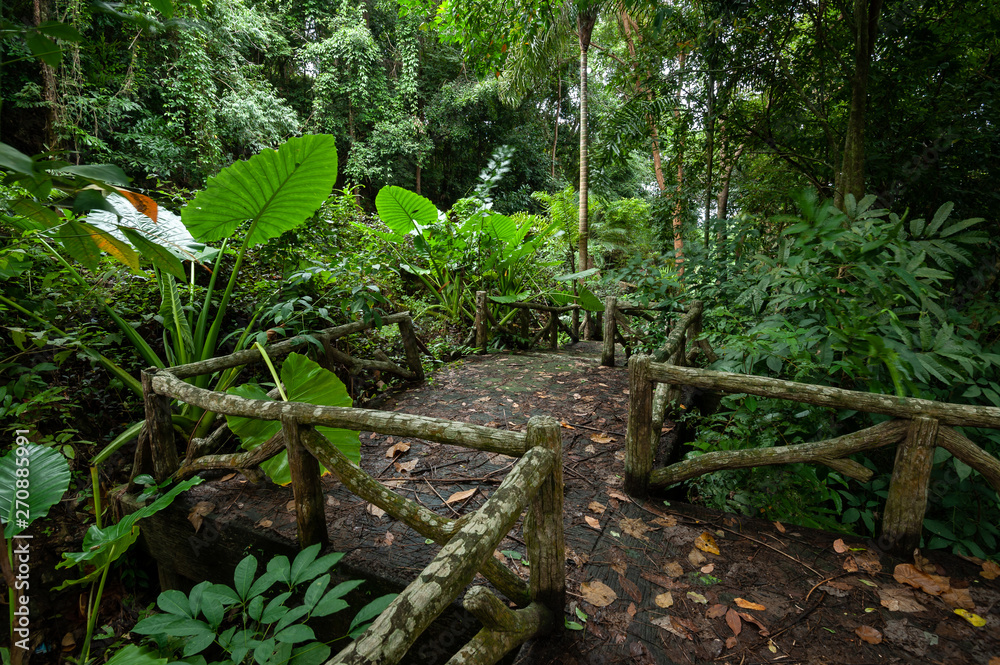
283,353,360,466
182,134,338,246
0,444,71,538
375,186,439,237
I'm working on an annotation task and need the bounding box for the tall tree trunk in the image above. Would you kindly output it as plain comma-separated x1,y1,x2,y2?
577,9,597,275
834,0,883,210
620,12,667,194
673,51,687,278
552,75,561,179
704,72,715,248
33,0,59,149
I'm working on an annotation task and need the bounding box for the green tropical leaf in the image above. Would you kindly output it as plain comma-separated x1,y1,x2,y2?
182,134,338,246
578,286,605,312
157,270,195,364
925,202,954,235
348,593,397,634
226,354,359,485
375,186,439,236
0,443,71,537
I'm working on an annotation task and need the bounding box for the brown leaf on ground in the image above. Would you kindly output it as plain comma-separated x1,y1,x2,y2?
385,442,410,457
737,612,769,635
585,515,601,529
654,592,674,608
913,549,936,574
773,520,786,533
589,433,615,444
581,580,617,607
619,573,642,603
607,489,630,502
626,602,637,618
394,459,418,473
565,547,589,567
988,658,1000,665
878,587,928,613
652,515,677,528
367,504,386,519
940,586,975,610
694,532,720,555
641,571,690,591
376,531,395,547
843,555,860,573
255,518,272,528
588,501,607,514
445,488,477,504
981,560,1000,580
62,633,76,651
725,636,738,649
700,563,715,574
706,604,728,619
687,591,708,604
855,549,883,574
725,608,742,636
855,625,882,644
833,538,849,554
220,472,237,481
663,561,684,577
650,615,689,639
688,548,708,567
735,598,766,611
187,501,215,533
620,517,652,542
285,499,296,511
893,563,950,595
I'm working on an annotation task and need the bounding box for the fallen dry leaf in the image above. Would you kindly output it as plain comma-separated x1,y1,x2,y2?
650,615,689,639
220,472,237,482
855,625,882,644
953,608,986,627
654,592,674,608
877,587,927,613
620,517,652,542
687,591,708,604
560,421,575,429
652,515,677,528
843,555,860,573
688,548,707,566
940,586,975,610
981,560,999,580
913,549,936,574
735,598,766,611
187,501,215,533
376,531,395,547
581,580,617,607
367,504,386,519
618,573,642,604
588,501,607,514
706,604,728,619
255,518,272,528
394,459,418,473
855,549,883,574
833,538,849,554
726,608,742,636
445,488,477,504
700,563,715,574
663,561,684,577
893,563,950,596
773,520,786,533
285,499,296,511
589,433,615,444
725,636,738,649
989,659,1000,665
585,515,601,529
385,442,410,458
607,489,630,502
62,632,76,652
694,532,720,555
737,611,769,635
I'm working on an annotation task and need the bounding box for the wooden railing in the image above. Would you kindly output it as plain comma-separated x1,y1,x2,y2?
600,297,686,367
139,320,565,665
624,341,1000,555
473,290,585,353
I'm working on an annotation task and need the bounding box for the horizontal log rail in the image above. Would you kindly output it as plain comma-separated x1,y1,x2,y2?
474,291,588,354
142,334,565,664
625,350,1000,556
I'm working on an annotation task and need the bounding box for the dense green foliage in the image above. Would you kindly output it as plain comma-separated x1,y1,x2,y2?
1,0,999,657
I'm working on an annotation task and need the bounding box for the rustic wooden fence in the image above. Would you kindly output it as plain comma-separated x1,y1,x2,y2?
600,297,686,367
473,290,586,353
624,340,1000,555
139,317,565,665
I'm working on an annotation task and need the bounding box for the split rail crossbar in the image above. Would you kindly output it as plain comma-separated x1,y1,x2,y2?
473,290,585,353
600,296,684,368
623,302,1000,554
139,314,565,665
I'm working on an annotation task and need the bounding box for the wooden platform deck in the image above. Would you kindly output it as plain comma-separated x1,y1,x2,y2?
132,343,1000,665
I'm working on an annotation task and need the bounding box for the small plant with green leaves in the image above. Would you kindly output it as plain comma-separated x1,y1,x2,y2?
130,544,396,665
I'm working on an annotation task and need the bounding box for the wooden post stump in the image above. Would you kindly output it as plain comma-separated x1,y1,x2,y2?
475,290,488,354
141,369,179,483
283,418,328,549
397,316,424,382
624,355,654,496
525,416,565,621
602,296,617,366
881,417,938,555
549,312,558,349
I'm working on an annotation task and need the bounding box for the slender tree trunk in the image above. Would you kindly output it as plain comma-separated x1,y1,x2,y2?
620,12,667,194
672,51,687,278
834,0,883,210
577,9,597,275
704,72,715,248
552,75,561,179
33,0,59,149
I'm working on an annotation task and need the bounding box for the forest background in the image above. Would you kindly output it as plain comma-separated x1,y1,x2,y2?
1,0,999,654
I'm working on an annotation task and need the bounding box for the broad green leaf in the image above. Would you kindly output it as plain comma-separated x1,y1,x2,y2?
926,202,954,235
275,624,315,643
578,286,604,312
158,588,193,617
148,0,174,18
226,354,359,485
939,217,985,238
289,643,331,665
121,228,187,279
261,592,293,624
104,645,168,665
234,554,259,601
157,270,195,364
375,186,439,236
182,134,338,246
36,21,84,41
555,267,599,282
57,164,129,186
0,142,36,174
57,219,102,271
83,221,140,271
25,32,62,68
0,443,71,537
348,593,397,633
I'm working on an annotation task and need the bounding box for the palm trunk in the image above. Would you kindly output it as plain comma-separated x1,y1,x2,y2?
673,51,687,278
577,10,597,275
552,75,561,179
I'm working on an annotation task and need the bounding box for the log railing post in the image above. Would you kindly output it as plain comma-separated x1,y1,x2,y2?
475,290,488,354
625,355,654,496
525,416,565,621
602,296,617,366
881,417,938,556
397,316,424,382
549,311,558,349
141,369,179,483
283,418,329,549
